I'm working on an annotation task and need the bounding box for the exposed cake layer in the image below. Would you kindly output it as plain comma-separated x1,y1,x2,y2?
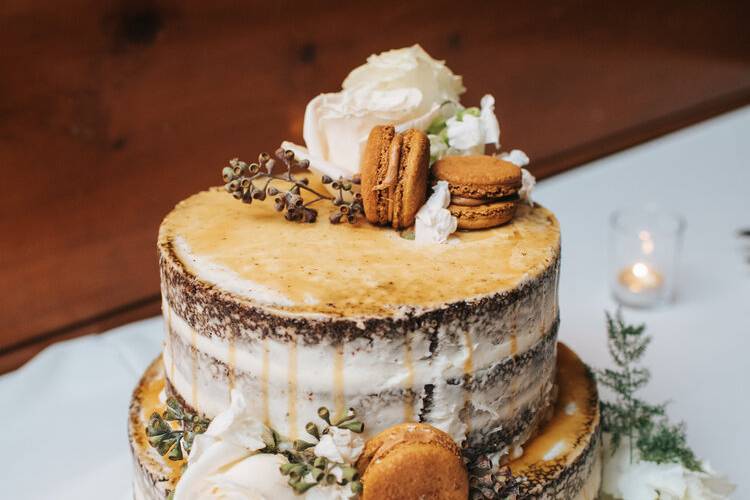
509,343,602,499
129,343,600,499
162,303,558,452
158,188,561,450
129,358,182,500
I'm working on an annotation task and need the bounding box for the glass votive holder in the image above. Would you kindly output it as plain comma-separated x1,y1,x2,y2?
608,206,685,308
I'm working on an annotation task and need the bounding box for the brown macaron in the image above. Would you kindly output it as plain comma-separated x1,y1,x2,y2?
356,423,469,500
432,155,522,230
361,125,429,229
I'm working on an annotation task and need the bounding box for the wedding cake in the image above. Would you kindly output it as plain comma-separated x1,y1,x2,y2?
129,45,602,499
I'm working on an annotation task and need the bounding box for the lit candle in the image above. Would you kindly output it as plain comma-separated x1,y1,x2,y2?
618,262,663,293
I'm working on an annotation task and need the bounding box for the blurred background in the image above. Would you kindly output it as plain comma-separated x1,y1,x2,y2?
1,0,749,373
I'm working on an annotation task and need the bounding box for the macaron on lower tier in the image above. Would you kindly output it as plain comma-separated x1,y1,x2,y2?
129,343,601,499
432,155,523,230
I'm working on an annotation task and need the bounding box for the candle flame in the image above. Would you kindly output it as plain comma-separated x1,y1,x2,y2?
632,262,650,278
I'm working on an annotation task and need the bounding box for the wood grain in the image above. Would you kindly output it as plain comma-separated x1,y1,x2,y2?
1,0,749,372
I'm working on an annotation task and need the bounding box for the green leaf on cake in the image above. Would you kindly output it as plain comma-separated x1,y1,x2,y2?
596,310,702,471
144,397,210,462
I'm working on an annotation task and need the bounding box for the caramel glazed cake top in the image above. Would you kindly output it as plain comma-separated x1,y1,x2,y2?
158,187,562,457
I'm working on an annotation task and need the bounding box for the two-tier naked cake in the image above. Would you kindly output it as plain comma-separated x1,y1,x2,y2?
129,45,601,499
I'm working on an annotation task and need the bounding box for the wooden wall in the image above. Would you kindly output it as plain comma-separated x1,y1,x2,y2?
1,0,749,372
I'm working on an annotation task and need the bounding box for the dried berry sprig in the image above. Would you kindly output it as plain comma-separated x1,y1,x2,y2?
222,149,363,224
278,406,365,495
321,174,364,224
146,397,210,461
466,453,519,500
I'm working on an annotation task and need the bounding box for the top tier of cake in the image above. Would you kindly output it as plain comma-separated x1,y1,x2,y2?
160,188,560,319
158,187,561,455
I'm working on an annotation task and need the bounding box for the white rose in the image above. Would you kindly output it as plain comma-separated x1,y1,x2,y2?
174,390,290,500
176,452,297,500
602,436,735,500
175,391,359,500
201,390,268,452
313,427,365,464
288,45,464,180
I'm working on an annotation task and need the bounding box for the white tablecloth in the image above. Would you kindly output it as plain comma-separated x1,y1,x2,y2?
2,106,748,499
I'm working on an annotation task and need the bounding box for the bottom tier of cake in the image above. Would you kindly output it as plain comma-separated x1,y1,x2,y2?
128,343,601,499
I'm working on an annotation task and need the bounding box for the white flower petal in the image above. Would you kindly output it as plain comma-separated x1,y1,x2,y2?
479,94,500,148
415,181,458,244
500,149,530,167
297,45,464,179
601,435,735,500
313,427,364,465
519,168,536,206
446,114,483,151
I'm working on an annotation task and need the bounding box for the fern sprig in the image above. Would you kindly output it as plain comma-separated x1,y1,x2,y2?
596,310,701,471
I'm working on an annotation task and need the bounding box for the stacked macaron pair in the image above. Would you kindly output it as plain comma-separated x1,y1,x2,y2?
360,125,523,231
432,155,522,230
360,125,430,229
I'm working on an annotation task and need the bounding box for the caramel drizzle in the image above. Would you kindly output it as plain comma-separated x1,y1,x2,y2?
190,329,198,409
333,344,346,421
462,330,474,434
510,318,518,356
403,335,415,422
261,338,270,425
287,335,299,440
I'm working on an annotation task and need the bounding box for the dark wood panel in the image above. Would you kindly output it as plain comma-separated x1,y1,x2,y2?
1,0,749,372
0,297,160,374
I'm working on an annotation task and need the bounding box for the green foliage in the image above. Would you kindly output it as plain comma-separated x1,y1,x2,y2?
146,397,210,462
278,406,365,495
596,310,702,471
638,421,702,471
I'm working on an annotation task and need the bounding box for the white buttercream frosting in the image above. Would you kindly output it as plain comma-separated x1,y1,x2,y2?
290,45,464,180
602,437,735,500
414,181,458,244
174,390,356,500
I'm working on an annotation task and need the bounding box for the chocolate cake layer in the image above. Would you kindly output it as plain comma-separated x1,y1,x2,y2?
509,343,602,499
